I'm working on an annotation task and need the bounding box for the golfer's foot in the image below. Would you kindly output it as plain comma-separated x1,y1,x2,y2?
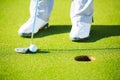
18,17,48,37
70,22,91,42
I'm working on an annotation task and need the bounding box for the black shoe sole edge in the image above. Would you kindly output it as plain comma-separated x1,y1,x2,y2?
70,37,90,42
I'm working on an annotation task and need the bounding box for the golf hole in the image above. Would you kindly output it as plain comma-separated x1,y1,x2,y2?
74,55,95,62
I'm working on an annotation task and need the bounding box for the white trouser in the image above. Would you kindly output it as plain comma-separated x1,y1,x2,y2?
70,0,94,39
70,0,94,24
30,0,54,22
30,0,93,24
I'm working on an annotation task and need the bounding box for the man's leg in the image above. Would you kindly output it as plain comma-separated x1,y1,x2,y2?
18,0,54,37
70,0,94,41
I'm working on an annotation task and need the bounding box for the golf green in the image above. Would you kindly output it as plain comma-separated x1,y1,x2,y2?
0,0,120,80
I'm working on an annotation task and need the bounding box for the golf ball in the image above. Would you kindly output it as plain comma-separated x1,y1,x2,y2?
29,44,37,52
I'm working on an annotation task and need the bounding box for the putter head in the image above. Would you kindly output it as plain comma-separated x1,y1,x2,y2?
15,48,30,53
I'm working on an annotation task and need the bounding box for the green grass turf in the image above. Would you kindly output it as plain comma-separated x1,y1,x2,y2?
0,0,120,80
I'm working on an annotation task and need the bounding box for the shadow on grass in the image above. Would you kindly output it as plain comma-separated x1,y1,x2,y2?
33,25,120,42
89,25,120,42
40,48,120,52
36,49,50,53
24,48,120,54
35,25,71,38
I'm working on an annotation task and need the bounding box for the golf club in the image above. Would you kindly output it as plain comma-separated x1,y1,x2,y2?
15,0,39,53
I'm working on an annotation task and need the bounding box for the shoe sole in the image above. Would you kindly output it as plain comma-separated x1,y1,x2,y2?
70,36,89,42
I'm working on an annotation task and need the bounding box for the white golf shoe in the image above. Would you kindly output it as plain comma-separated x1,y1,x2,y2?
18,0,54,37
18,17,48,37
70,22,91,41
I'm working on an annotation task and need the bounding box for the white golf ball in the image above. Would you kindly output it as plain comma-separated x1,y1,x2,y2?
29,44,37,52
